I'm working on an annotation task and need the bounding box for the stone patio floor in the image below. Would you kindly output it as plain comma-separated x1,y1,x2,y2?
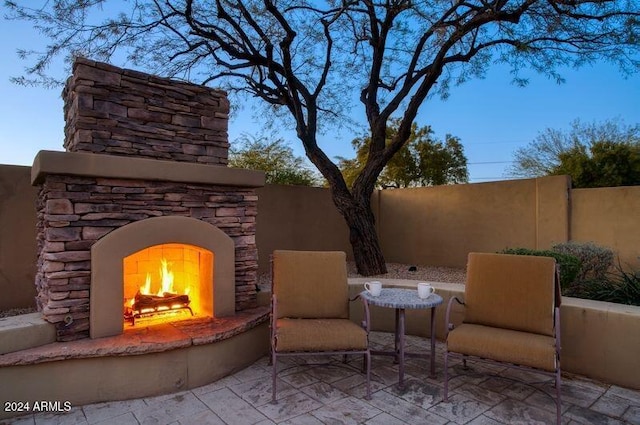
4,331,640,425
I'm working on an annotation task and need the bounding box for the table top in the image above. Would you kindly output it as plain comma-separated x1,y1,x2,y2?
360,287,443,309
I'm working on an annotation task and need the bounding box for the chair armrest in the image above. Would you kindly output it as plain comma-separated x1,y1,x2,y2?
361,296,371,334
348,294,370,333
445,296,465,339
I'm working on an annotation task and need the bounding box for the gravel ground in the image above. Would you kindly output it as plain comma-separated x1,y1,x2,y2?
346,262,466,283
0,307,36,318
258,262,466,290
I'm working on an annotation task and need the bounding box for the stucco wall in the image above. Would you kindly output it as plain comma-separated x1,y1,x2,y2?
571,186,640,270
378,175,570,268
255,184,353,273
0,165,37,310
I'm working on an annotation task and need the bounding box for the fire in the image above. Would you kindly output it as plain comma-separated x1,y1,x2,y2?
123,244,212,327
137,258,175,297
124,256,194,324
141,274,151,295
158,258,174,295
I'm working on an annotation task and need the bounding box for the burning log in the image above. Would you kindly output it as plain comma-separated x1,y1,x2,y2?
124,291,193,325
134,292,190,309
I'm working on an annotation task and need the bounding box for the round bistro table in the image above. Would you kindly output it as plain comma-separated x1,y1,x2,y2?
360,287,444,389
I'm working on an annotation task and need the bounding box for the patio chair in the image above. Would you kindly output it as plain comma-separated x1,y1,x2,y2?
444,252,562,423
270,250,371,403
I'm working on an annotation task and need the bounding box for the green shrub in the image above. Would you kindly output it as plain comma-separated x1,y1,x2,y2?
578,264,640,306
552,241,614,282
499,248,581,292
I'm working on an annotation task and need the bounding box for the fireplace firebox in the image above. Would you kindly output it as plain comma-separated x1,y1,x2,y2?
123,243,211,325
88,214,236,338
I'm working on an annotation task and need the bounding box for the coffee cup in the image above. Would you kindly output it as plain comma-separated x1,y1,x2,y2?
417,282,435,299
364,281,382,297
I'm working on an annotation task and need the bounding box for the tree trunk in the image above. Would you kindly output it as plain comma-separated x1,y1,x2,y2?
331,190,387,276
297,124,388,276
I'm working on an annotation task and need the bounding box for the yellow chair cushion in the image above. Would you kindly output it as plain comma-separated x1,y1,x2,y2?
274,318,368,352
273,250,349,319
465,253,556,336
447,323,557,372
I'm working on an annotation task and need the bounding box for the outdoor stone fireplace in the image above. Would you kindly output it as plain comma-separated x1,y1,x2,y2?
32,58,264,341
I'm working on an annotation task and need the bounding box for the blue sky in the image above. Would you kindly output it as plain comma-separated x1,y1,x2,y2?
1,13,639,183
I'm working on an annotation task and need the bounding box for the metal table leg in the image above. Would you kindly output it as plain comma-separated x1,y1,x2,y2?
398,308,406,389
362,290,443,390
430,306,436,378
394,308,400,363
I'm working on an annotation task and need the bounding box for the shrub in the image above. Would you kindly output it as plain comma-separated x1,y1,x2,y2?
578,264,640,306
552,241,614,282
499,248,581,292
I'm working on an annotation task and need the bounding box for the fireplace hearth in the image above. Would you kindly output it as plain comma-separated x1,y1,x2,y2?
31,58,265,341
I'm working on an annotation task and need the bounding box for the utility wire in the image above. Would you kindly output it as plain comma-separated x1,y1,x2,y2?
468,160,514,165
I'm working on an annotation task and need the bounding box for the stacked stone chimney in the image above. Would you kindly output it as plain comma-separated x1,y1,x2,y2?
63,58,230,164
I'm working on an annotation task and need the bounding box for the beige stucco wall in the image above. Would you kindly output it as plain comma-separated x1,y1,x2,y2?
378,176,570,268
255,184,353,273
560,297,640,389
0,165,38,310
571,186,640,270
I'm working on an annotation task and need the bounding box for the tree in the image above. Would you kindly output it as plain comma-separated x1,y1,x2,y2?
508,119,640,187
338,121,468,189
229,135,320,186
6,1,640,275
554,140,640,188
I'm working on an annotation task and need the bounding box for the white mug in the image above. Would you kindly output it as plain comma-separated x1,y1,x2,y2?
417,282,435,299
364,281,382,297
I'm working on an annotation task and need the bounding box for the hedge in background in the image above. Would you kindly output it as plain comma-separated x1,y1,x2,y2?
552,241,614,283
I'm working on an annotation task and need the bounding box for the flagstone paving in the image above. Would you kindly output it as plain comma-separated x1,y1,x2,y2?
4,332,640,424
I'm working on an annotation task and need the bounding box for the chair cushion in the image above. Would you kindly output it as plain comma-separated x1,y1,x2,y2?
274,318,368,352
465,253,556,336
447,323,557,372
273,250,349,319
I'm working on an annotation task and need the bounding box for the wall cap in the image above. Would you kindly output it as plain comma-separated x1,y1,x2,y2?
31,150,265,188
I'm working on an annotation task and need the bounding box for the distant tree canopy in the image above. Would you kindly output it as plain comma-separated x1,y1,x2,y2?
338,120,468,189
554,141,640,188
229,135,320,186
508,119,640,188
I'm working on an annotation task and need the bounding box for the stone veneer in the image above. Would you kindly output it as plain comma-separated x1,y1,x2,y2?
32,59,264,341
63,57,229,164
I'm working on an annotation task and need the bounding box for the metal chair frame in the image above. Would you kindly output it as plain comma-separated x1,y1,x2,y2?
269,253,372,404
443,265,562,424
